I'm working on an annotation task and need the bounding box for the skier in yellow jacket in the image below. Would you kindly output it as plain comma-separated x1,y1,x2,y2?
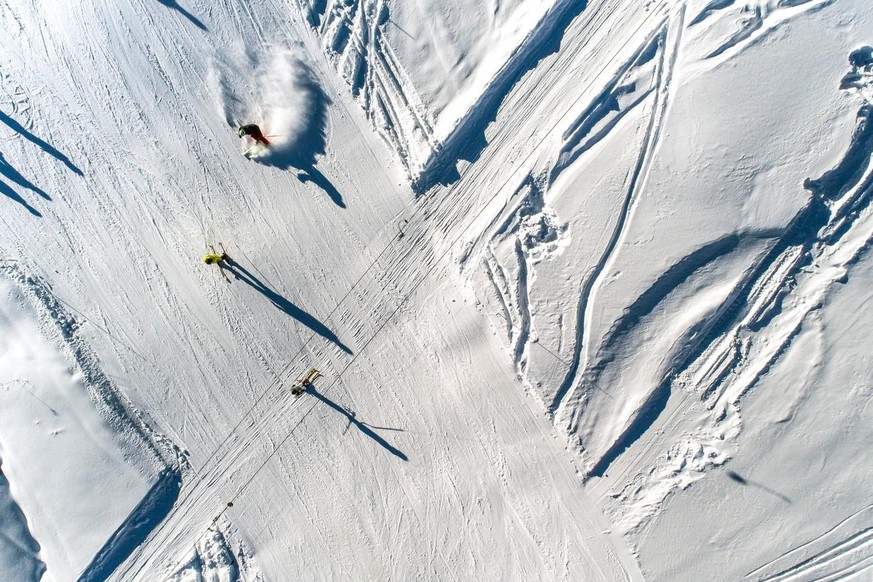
203,243,231,280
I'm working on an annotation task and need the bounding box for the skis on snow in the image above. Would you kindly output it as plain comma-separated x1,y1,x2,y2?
241,143,268,158
291,367,321,396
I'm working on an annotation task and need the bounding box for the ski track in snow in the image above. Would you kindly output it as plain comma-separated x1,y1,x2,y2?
747,505,873,582
591,45,873,534
551,13,681,423
110,2,671,579
0,262,214,580
449,0,873,550
474,174,570,394
0,262,177,476
460,6,687,472
300,0,438,180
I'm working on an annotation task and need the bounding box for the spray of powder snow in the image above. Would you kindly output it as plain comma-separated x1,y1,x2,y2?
249,47,328,169
210,45,341,204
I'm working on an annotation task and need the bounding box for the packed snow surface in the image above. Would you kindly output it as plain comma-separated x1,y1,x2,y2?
1,0,872,580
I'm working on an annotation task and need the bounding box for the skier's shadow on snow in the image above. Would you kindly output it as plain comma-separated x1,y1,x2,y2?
306,385,408,461
153,0,207,31
0,151,48,217
224,258,352,354
0,110,83,176
255,65,346,209
296,166,345,209
0,109,83,216
726,470,792,504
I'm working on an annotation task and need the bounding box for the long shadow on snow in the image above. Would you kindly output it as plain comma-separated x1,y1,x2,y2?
726,469,791,503
0,111,83,176
590,232,787,374
306,385,408,461
0,463,46,581
257,64,345,208
0,152,50,200
585,93,873,480
297,166,345,209
0,151,48,216
412,0,589,193
584,235,744,388
588,154,853,479
0,178,41,216
224,258,353,354
153,0,208,31
78,468,182,582
805,104,873,202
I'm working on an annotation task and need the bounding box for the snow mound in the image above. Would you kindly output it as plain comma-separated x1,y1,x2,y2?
165,521,262,582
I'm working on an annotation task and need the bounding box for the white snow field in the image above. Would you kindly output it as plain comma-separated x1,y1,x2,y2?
1,0,872,580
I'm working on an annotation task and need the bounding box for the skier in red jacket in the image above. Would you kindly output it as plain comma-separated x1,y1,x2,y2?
238,124,270,146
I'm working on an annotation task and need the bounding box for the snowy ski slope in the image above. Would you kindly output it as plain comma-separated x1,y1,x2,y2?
1,0,872,580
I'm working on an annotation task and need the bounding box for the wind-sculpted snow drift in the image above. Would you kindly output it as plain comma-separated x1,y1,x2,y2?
628,48,873,571
467,0,873,547
165,520,263,582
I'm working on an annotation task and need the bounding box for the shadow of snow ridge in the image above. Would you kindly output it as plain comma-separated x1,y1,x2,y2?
78,468,182,582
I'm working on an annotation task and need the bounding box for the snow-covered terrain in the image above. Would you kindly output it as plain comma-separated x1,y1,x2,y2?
1,0,872,580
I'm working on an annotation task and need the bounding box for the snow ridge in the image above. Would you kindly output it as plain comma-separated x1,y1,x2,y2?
479,175,570,393
301,0,437,181
550,19,677,424
0,261,265,581
608,48,873,532
413,0,592,192
0,261,178,475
